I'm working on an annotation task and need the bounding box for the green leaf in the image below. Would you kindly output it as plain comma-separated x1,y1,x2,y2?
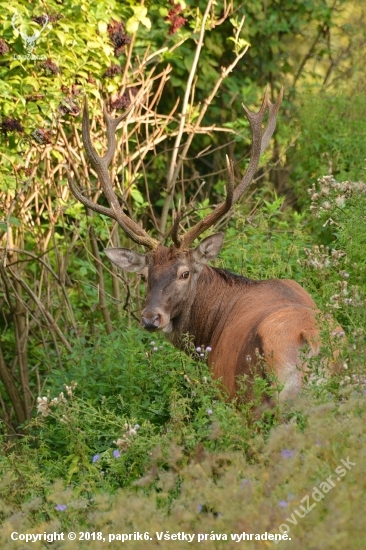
51,150,64,161
0,216,21,229
130,186,144,205
126,17,139,34
55,30,67,47
98,20,107,34
127,6,151,33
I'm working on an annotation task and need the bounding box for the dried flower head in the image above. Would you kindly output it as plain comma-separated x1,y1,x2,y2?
0,38,9,56
32,128,52,145
37,396,50,417
33,13,62,25
40,58,60,75
109,88,137,111
1,117,23,135
103,64,124,78
107,19,131,56
64,381,77,399
308,176,366,219
36,390,67,416
57,97,80,117
298,244,346,271
165,1,187,35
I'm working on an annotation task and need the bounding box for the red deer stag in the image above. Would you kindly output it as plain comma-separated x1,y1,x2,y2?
66,89,342,402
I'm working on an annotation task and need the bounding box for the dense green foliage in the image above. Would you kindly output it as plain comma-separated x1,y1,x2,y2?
289,93,366,206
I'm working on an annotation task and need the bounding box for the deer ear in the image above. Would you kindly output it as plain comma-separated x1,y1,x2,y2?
192,232,224,264
104,248,147,273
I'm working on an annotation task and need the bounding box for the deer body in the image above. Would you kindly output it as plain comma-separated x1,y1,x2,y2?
187,269,319,401
105,234,321,402
66,89,342,402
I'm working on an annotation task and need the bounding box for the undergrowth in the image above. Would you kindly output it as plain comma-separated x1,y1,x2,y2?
0,182,365,549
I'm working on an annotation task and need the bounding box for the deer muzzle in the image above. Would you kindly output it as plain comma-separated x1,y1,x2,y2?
141,315,160,331
141,304,173,332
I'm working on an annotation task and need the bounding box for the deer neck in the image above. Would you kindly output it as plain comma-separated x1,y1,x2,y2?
167,265,255,351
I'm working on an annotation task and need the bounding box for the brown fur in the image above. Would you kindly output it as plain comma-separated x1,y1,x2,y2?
171,266,322,400
107,241,345,402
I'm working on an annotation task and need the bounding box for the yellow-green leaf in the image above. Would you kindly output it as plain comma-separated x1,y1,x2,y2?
126,16,139,34
127,6,151,32
140,17,151,30
98,21,107,34
132,6,148,18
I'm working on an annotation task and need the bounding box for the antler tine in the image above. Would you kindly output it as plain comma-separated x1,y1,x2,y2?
232,86,282,203
170,201,182,247
178,155,235,249
102,103,132,166
81,98,159,249
259,87,283,155
177,88,282,249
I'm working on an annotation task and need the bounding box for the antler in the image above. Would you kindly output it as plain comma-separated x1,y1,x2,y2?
66,98,159,250
177,87,283,249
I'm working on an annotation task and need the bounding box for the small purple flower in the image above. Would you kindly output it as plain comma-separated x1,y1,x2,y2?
196,347,202,352
206,409,213,416
278,500,288,508
200,353,204,357
206,346,212,352
281,449,296,459
363,390,366,396
55,504,67,512
153,347,158,351
92,454,100,463
197,504,203,513
240,479,250,488
113,449,120,458
134,424,140,430
150,341,155,346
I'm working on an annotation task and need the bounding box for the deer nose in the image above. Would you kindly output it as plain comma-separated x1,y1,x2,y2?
141,314,161,331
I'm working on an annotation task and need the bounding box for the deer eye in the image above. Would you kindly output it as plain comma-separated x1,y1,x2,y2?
180,271,190,280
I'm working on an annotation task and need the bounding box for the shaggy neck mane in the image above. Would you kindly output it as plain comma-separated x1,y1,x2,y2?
203,266,254,286
169,265,259,350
